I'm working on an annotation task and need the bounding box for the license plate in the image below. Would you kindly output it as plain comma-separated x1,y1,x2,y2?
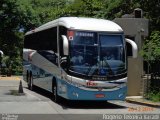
95,94,105,98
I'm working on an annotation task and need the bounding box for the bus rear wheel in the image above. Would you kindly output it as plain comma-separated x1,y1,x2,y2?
28,74,34,91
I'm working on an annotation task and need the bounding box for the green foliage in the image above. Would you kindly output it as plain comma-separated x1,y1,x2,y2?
0,0,20,30
146,91,160,102
0,0,24,75
18,0,68,26
64,0,105,18
140,31,160,62
0,0,160,76
134,0,160,31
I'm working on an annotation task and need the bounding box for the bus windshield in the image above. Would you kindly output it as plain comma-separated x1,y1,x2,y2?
69,31,126,78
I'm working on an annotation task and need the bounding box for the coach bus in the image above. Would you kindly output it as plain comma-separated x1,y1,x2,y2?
23,17,137,102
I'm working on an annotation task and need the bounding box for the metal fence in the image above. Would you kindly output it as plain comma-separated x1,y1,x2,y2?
142,61,160,97
143,62,160,96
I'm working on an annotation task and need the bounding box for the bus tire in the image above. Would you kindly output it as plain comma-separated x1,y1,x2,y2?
52,79,60,103
26,71,29,83
28,73,34,91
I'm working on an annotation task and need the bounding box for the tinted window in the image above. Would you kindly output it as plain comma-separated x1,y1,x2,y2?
100,35,122,46
24,27,57,52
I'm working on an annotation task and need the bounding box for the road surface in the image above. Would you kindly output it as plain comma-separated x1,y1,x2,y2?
0,78,159,120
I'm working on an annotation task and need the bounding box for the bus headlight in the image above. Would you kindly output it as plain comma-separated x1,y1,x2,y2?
118,93,123,98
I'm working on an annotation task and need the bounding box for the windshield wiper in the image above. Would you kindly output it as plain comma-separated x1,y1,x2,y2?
86,59,115,76
102,59,114,76
87,64,99,76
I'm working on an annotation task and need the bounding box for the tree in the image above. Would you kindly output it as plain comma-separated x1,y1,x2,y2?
0,0,30,75
140,31,160,83
134,0,160,31
20,0,68,25
63,0,105,18
140,31,160,62
0,0,160,75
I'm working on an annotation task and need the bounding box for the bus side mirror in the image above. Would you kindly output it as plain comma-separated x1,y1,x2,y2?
0,50,4,66
125,38,138,58
0,50,4,57
62,35,69,56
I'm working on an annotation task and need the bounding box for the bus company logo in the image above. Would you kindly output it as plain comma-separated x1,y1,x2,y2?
86,81,97,87
68,31,74,40
92,76,107,81
76,32,94,37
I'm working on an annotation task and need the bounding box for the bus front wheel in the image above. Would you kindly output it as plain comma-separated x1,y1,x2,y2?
52,80,60,103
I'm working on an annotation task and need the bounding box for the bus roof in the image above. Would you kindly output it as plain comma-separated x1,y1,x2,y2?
25,17,123,35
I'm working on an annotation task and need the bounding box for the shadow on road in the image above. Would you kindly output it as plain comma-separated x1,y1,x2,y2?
30,86,127,109
61,101,126,110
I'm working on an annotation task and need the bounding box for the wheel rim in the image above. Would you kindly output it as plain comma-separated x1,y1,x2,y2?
30,76,33,90
54,86,57,102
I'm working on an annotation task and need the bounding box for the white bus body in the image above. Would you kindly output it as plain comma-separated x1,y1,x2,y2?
23,17,137,101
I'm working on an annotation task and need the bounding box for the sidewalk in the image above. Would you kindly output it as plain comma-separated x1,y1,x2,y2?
0,76,21,80
0,78,58,114
126,96,160,108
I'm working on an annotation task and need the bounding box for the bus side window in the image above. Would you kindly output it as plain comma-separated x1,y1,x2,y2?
24,27,58,52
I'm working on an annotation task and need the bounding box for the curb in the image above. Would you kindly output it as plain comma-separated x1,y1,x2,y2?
126,98,160,108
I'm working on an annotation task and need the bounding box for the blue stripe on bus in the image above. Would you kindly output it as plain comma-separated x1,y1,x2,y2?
57,79,127,101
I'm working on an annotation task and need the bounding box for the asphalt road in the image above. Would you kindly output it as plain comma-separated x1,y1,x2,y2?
0,78,159,120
